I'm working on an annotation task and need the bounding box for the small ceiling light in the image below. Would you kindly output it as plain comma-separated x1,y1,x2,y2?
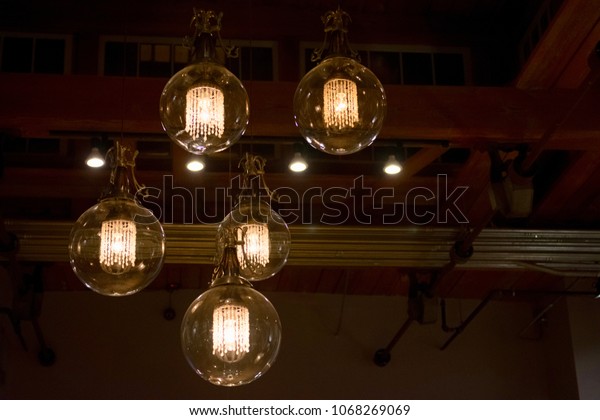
217,154,291,281
181,227,282,386
86,147,105,168
289,152,308,172
384,155,402,175
160,9,249,155
69,141,166,296
186,158,205,172
293,7,386,155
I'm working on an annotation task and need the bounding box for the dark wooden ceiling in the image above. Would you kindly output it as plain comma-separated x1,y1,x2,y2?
1,0,600,300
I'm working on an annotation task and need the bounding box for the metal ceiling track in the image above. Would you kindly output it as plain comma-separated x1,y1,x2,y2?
4,220,600,276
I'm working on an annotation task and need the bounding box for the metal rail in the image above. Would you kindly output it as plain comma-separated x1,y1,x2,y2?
3,220,600,274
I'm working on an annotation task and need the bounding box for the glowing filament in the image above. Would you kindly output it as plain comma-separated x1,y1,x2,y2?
185,85,225,140
323,78,358,130
237,224,270,271
99,219,136,274
212,304,250,363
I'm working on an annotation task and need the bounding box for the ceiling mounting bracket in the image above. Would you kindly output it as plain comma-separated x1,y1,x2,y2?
450,239,474,264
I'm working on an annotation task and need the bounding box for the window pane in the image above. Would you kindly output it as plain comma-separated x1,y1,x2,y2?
369,51,401,84
402,52,433,85
104,41,137,76
140,44,152,62
34,38,65,74
433,53,465,85
240,47,273,80
174,45,190,64
139,44,171,77
154,45,170,63
2,37,33,73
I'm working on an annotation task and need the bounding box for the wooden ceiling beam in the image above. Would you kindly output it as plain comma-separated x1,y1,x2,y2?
1,75,595,147
531,151,600,223
515,0,600,89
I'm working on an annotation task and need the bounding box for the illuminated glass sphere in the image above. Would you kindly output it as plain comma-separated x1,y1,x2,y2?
181,276,282,386
160,61,249,155
217,196,291,281
293,56,387,155
68,197,165,296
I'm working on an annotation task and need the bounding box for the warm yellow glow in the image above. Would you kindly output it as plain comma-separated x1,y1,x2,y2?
99,219,136,274
323,78,358,130
237,224,270,271
289,152,308,172
185,85,225,139
384,155,402,175
186,159,205,172
212,304,250,363
86,147,105,168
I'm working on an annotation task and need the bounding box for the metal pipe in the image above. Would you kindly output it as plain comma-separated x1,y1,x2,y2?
440,290,499,350
440,289,598,350
515,261,597,277
373,318,414,367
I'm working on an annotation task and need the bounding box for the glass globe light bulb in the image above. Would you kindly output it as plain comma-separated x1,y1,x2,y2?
68,197,165,296
294,56,386,155
181,246,281,387
160,62,248,155
160,9,249,155
217,196,290,281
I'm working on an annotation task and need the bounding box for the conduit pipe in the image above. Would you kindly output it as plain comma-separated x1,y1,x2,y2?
373,207,492,366
440,289,597,351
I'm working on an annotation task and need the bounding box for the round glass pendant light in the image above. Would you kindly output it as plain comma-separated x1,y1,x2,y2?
219,196,290,281
69,142,165,296
181,229,282,386
293,8,386,155
217,154,291,281
160,9,249,155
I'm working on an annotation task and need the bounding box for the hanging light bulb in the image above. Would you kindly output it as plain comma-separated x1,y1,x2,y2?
68,141,165,296
293,8,386,155
186,157,205,172
288,151,308,172
160,9,249,155
383,154,402,175
217,154,291,281
86,147,105,168
181,227,282,386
